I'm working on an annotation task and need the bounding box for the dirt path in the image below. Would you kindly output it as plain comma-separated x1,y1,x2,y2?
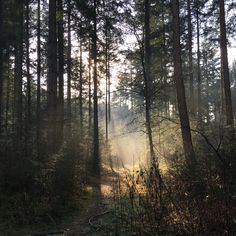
63,171,118,236
27,170,119,236
0,170,123,236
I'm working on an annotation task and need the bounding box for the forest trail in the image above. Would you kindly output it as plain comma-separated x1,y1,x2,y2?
33,170,119,236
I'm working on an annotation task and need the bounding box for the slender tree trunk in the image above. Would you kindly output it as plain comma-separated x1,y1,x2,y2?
203,50,210,124
0,0,3,136
206,70,210,124
144,0,155,164
103,0,111,124
11,70,14,134
26,0,31,126
88,39,92,133
105,19,109,142
67,0,71,120
15,1,24,139
196,10,202,125
187,0,194,116
161,0,168,116
105,48,108,142
108,62,111,123
36,0,41,152
93,0,100,176
48,0,58,153
79,35,83,128
57,0,64,146
219,0,234,127
5,50,10,135
143,0,163,207
172,0,195,167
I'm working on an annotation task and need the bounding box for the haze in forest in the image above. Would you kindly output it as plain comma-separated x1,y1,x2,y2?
0,0,235,235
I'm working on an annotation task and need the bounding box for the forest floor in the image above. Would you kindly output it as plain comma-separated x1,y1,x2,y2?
0,169,120,236
61,170,119,236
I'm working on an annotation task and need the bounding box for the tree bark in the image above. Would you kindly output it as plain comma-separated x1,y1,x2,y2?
57,0,64,145
93,0,100,176
219,0,234,127
79,34,83,128
108,56,111,123
144,0,155,164
196,9,202,125
105,14,109,142
5,49,10,135
88,39,92,133
37,0,41,152
48,0,58,152
0,0,3,136
172,0,195,166
14,0,24,139
187,0,194,116
67,0,71,120
203,50,210,124
161,0,168,116
26,0,31,126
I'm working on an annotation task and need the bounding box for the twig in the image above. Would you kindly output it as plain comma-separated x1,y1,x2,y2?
88,210,111,231
32,230,65,236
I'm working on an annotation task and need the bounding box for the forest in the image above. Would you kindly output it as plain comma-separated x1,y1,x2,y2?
0,0,236,235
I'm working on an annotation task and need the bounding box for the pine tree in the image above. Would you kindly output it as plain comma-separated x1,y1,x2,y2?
48,0,58,152
219,0,234,127
172,0,195,166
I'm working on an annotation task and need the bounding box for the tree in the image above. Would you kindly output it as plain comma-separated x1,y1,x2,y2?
14,0,24,139
67,0,72,121
196,7,202,125
187,0,194,116
25,0,31,129
79,32,83,128
48,0,58,152
36,0,41,151
172,0,195,166
93,0,100,176
0,0,3,136
57,0,64,145
144,0,155,164
219,0,234,127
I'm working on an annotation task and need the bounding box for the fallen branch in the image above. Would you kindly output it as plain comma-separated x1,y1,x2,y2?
32,230,65,236
88,210,111,231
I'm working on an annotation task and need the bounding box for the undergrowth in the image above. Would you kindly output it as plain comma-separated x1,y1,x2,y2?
113,139,236,235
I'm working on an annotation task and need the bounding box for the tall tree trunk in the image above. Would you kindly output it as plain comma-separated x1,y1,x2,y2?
219,0,234,127
48,0,58,153
103,0,111,124
144,0,155,164
161,0,168,116
203,50,210,124
79,35,83,128
26,0,31,126
67,0,71,120
5,49,10,135
105,16,109,142
93,0,100,176
0,0,3,136
105,45,108,142
172,0,195,167
144,0,162,207
108,56,111,122
187,0,194,116
15,1,24,139
88,39,92,133
57,0,64,146
37,0,41,152
196,10,202,125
